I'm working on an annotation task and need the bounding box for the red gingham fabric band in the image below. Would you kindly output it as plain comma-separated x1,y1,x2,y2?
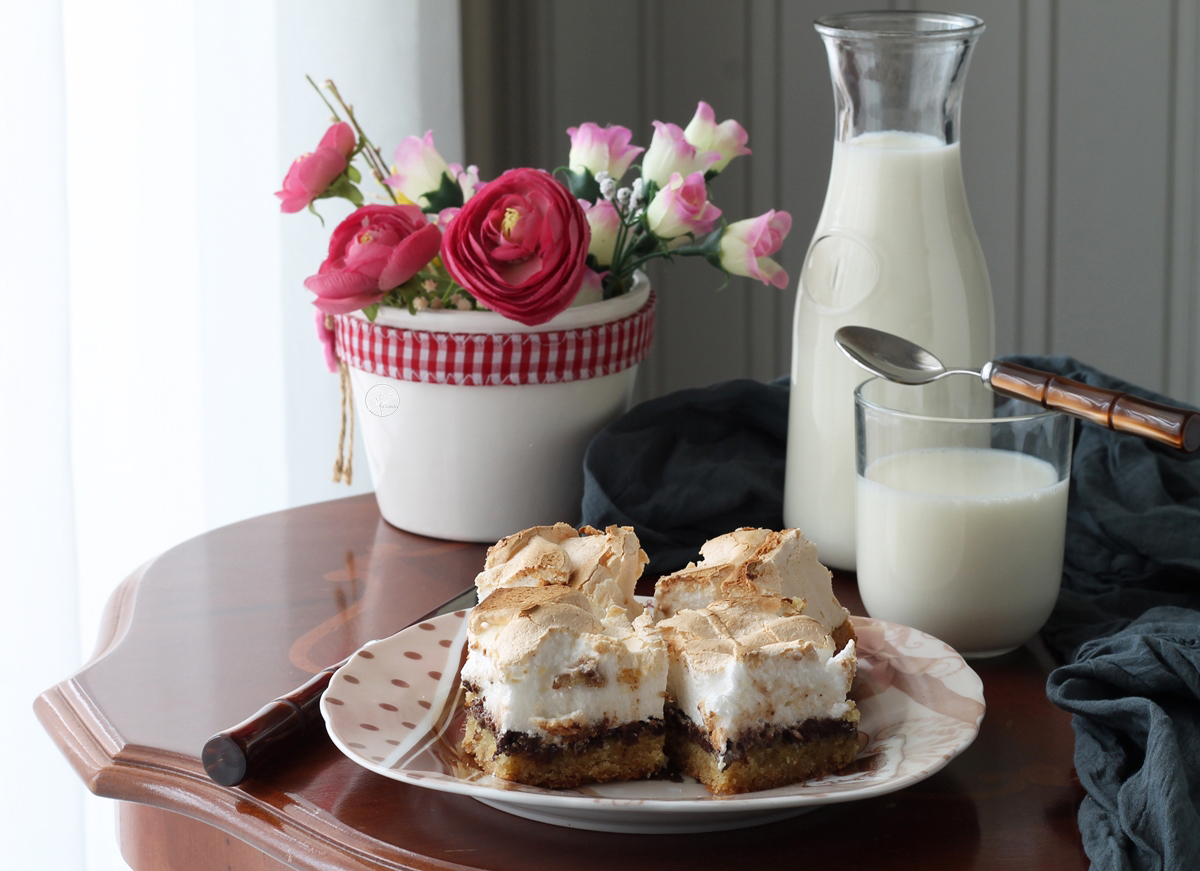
333,292,656,386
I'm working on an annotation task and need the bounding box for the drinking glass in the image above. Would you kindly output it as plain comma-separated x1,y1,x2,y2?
854,374,1073,657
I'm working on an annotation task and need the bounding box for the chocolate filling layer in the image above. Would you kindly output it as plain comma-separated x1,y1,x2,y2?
467,696,664,762
665,705,856,767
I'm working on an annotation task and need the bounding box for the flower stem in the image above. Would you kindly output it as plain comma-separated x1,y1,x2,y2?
322,79,399,205
306,75,342,121
622,243,704,274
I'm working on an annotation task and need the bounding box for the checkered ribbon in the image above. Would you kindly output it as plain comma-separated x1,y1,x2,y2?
333,293,656,386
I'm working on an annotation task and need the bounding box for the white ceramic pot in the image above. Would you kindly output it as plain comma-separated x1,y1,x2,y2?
334,275,654,542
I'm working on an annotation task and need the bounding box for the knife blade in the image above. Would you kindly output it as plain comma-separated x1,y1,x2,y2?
201,584,477,786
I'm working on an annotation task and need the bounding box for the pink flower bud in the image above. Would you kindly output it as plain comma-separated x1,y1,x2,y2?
645,172,722,240
566,123,644,182
450,163,483,202
683,101,751,174
275,121,356,213
640,121,721,189
570,268,606,307
718,210,792,288
385,131,452,207
583,199,622,266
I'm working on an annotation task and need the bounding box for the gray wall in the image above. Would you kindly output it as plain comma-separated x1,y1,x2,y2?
462,0,1200,405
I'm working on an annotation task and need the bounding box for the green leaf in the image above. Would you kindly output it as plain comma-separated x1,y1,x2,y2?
319,172,364,207
421,171,464,214
346,164,362,183
361,303,379,322
306,200,326,227
700,222,727,271
564,167,601,203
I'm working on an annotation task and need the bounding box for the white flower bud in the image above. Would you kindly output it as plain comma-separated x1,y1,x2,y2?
599,176,617,201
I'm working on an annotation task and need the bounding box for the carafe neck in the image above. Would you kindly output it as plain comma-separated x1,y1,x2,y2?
816,11,984,145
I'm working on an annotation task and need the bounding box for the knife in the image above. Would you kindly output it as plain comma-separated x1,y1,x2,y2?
201,584,477,786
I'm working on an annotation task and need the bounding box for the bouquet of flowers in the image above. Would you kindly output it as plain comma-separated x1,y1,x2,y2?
279,79,793,368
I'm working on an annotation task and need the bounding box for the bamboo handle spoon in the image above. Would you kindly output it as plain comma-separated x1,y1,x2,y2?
834,325,1200,452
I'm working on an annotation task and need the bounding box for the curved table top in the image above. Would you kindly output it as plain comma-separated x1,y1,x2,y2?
37,494,1087,870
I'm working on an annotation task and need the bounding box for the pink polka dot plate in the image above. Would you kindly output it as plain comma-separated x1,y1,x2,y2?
321,612,985,834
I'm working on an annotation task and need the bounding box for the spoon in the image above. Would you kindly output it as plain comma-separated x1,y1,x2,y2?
834,325,1200,452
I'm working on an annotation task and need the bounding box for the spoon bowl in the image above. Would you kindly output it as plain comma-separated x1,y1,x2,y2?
834,325,983,385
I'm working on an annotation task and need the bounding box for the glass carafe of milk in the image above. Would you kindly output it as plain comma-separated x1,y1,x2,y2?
784,11,995,570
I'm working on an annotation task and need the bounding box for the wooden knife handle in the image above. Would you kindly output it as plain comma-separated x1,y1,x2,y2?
988,362,1200,452
201,664,340,787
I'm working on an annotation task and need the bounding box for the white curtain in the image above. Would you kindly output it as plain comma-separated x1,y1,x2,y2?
0,1,462,868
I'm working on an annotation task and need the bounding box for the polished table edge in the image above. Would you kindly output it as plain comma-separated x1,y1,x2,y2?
34,521,468,871
37,672,455,871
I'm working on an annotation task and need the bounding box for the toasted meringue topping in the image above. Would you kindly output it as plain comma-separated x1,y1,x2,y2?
474,524,647,618
654,528,851,638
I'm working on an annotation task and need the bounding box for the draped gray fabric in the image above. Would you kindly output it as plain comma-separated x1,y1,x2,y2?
582,358,1200,870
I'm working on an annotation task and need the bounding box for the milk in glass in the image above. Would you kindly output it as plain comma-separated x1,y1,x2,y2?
856,448,1068,655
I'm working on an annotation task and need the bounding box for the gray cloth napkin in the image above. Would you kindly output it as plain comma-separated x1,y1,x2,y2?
581,357,1200,870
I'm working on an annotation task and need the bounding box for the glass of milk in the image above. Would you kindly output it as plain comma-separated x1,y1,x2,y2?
854,375,1074,657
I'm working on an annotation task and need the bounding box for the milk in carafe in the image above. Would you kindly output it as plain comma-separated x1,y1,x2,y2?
784,12,995,570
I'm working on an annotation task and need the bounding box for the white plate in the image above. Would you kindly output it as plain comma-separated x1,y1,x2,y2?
321,611,985,834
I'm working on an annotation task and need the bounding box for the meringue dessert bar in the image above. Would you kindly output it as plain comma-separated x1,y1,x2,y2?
460,585,668,788
654,527,857,650
461,524,859,794
656,595,859,795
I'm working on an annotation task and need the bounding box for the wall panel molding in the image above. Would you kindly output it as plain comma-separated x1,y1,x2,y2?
461,0,1200,400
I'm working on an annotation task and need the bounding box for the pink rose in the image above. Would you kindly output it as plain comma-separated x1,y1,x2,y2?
566,123,644,182
640,121,721,189
275,122,356,213
645,171,722,240
304,204,442,314
682,102,751,174
718,210,792,288
440,168,591,326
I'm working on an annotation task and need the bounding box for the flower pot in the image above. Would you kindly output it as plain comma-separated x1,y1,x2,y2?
333,275,654,542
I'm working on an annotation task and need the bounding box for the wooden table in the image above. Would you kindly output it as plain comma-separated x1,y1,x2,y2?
37,494,1088,870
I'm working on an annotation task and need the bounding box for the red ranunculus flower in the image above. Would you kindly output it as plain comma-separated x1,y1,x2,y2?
439,168,591,326
304,205,442,315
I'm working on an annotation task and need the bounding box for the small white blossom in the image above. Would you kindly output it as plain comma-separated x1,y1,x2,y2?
455,297,473,311
599,176,617,201
430,298,445,309
412,297,429,311
423,278,438,293
616,187,632,209
630,177,645,209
